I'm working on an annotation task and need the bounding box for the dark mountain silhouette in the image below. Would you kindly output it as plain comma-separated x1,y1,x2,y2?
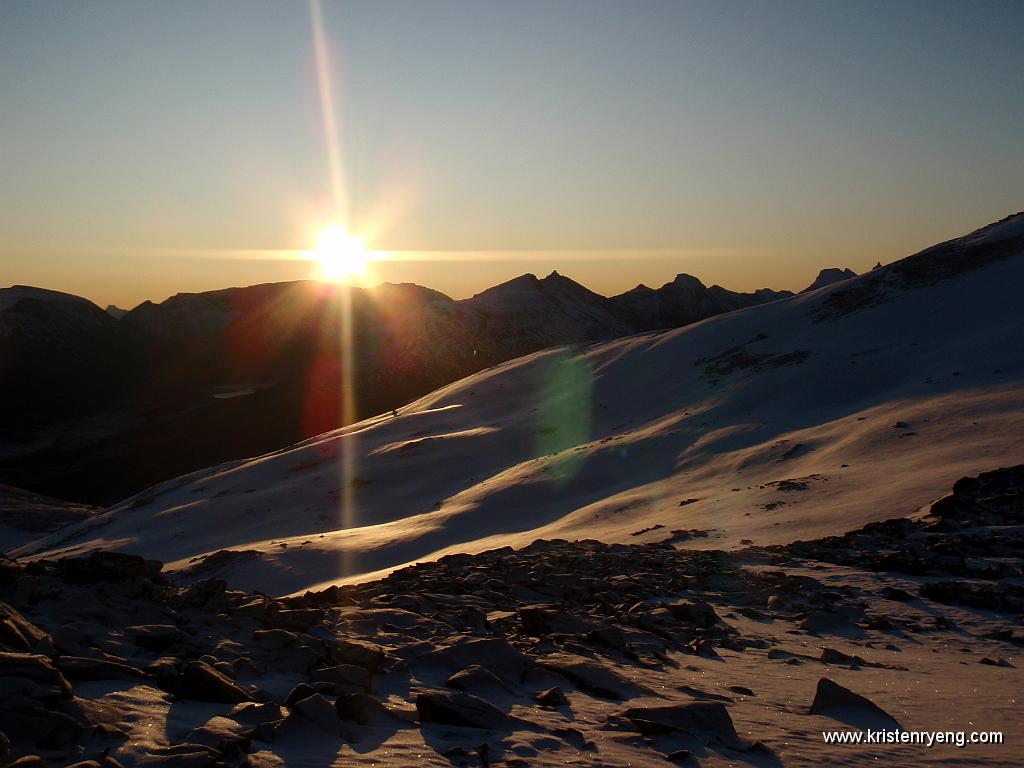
0,271,789,505
801,267,857,293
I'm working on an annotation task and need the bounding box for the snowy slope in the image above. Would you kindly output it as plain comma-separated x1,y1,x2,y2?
16,213,1024,595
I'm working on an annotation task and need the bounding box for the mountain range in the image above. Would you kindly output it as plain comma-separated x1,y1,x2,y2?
13,212,1022,595
0,268,833,505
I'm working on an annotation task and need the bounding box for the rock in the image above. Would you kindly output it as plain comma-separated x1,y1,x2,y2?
57,655,146,682
176,579,229,612
62,696,130,733
979,657,1011,667
0,674,67,704
809,677,901,730
329,638,386,671
294,692,343,736
419,636,529,678
666,749,691,763
518,605,592,636
134,744,220,767
729,685,755,696
0,602,52,653
335,692,410,726
283,682,320,707
7,757,48,767
175,660,251,703
820,648,865,666
125,624,189,652
446,664,515,696
665,600,720,628
185,715,252,755
618,702,739,742
227,700,285,725
799,611,852,635
0,652,72,697
539,654,645,700
145,656,181,692
534,687,569,707
881,586,915,602
415,690,513,729
0,707,82,749
929,495,963,519
66,551,163,584
312,663,371,691
586,626,627,649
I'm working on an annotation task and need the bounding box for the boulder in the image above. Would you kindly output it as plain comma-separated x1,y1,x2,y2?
134,744,220,767
534,687,569,707
618,702,738,742
0,707,82,749
175,660,251,703
415,690,513,729
293,692,343,736
312,663,371,691
335,692,411,726
665,600,720,628
538,654,645,700
0,603,51,653
125,624,189,652
445,664,516,697
809,677,902,730
57,655,146,682
0,652,72,697
329,638,385,671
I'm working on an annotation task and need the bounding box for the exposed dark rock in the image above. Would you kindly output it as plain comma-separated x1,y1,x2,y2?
446,664,515,696
416,690,514,729
809,677,901,730
534,686,569,707
820,648,865,666
293,692,343,736
618,701,739,741
56,655,146,682
335,692,410,726
175,659,251,703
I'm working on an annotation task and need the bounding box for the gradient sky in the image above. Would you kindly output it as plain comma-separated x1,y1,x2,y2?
1,0,1022,308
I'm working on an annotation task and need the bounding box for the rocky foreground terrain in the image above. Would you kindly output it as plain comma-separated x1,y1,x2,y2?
1,466,1021,767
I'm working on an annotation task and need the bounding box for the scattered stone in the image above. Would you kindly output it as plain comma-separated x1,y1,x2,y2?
820,647,865,666
618,702,739,742
416,690,514,729
313,663,371,691
446,664,515,696
809,677,901,730
534,686,569,707
881,586,915,602
57,655,146,682
175,659,251,703
335,692,410,726
294,692,343,736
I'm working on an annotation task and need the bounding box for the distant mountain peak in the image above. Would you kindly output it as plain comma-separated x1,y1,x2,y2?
801,267,857,293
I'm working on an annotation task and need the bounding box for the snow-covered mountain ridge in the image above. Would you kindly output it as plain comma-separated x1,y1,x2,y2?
14,213,1024,595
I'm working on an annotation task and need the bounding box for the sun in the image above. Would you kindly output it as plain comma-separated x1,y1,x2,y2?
315,225,368,280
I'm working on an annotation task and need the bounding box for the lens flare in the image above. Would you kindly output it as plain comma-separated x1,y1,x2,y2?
316,225,368,280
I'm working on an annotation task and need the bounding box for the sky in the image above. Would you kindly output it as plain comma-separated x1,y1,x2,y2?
1,0,1022,308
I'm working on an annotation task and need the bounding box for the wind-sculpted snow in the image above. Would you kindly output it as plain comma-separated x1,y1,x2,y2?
1,467,1021,766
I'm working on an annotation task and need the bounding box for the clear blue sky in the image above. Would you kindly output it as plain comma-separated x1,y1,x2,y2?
1,0,1021,306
